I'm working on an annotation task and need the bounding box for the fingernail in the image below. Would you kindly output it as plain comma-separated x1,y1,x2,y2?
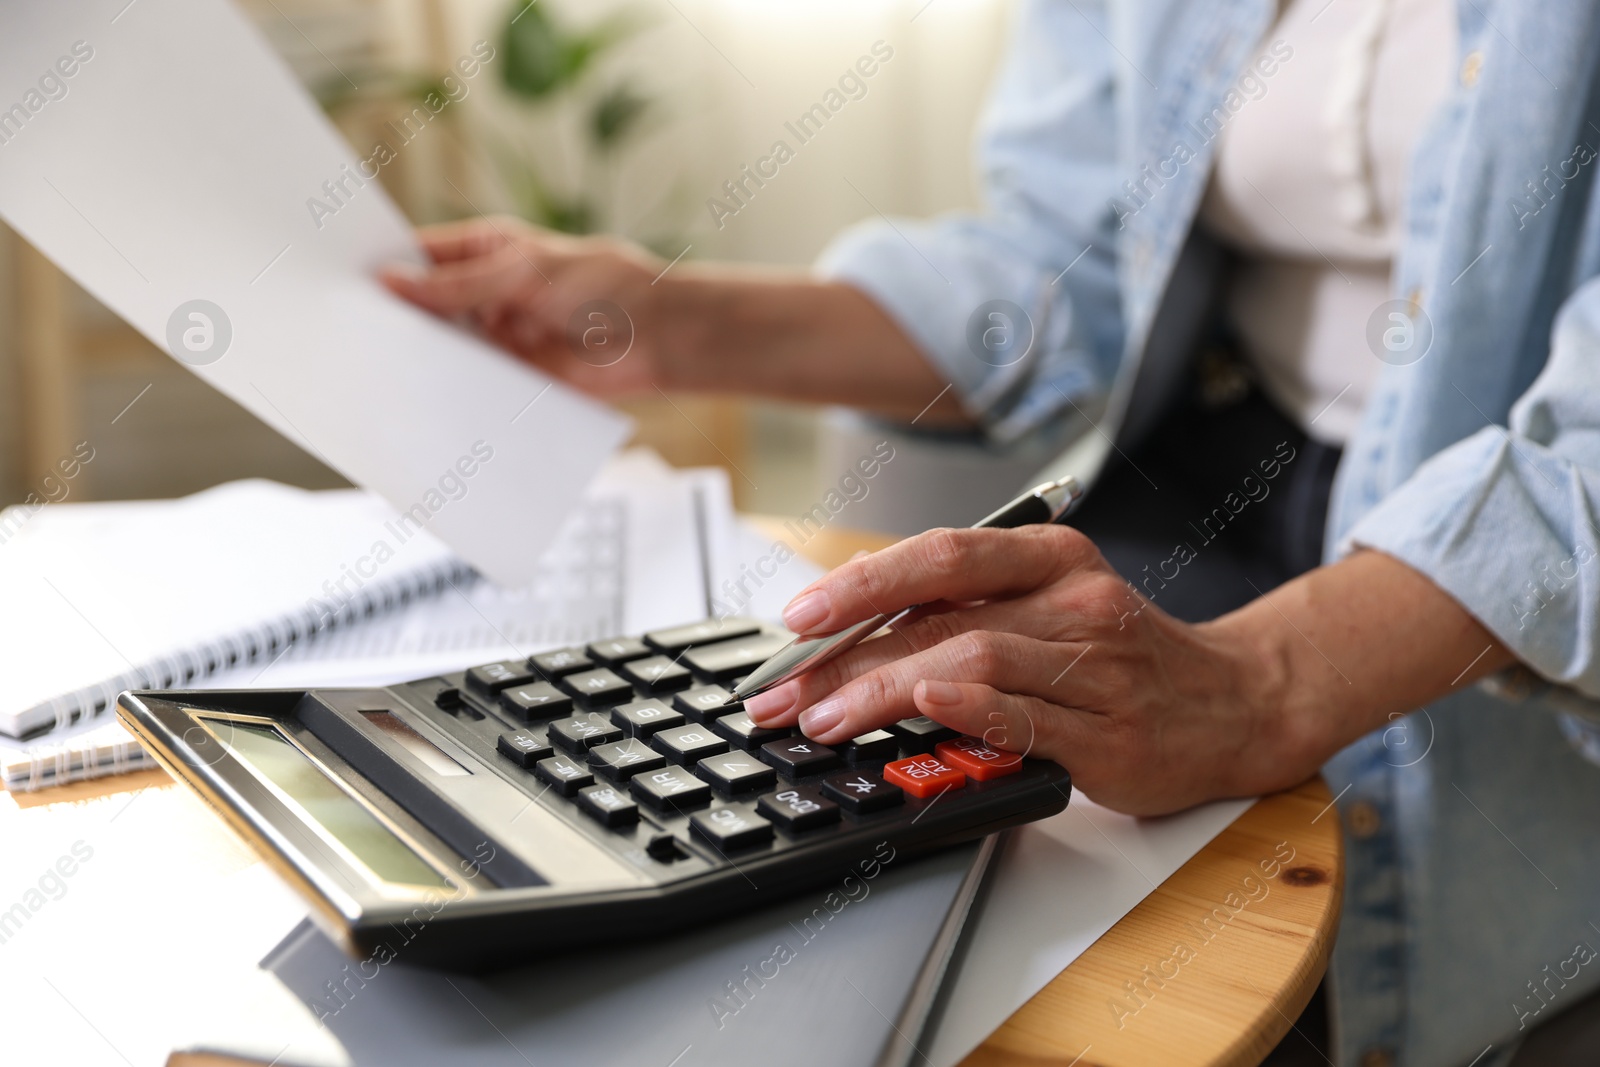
783,591,829,633
744,684,797,723
799,696,847,738
918,679,963,707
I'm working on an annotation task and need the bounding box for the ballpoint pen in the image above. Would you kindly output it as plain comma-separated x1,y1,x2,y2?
726,475,1084,705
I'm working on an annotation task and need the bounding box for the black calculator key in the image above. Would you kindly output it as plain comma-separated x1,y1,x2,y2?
610,699,685,738
683,631,794,683
758,787,840,832
674,685,739,722
621,655,694,694
586,636,652,665
562,668,635,707
588,738,667,780
652,724,730,763
534,754,594,796
548,713,624,753
644,618,761,653
496,731,554,768
889,716,959,753
530,647,594,678
715,711,791,750
499,681,573,721
578,783,640,828
690,806,774,851
822,771,905,814
841,729,899,763
630,767,713,812
696,751,778,794
760,737,840,776
466,660,538,693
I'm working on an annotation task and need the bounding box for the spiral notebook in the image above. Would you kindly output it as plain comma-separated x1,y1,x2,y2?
0,455,740,789
0,479,465,742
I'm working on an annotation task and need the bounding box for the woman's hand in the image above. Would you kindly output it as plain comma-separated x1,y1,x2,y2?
742,525,1311,815
379,215,973,424
743,526,1514,816
380,217,671,395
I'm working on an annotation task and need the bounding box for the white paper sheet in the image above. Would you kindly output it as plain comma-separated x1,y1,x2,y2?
0,0,630,585
927,796,1256,1065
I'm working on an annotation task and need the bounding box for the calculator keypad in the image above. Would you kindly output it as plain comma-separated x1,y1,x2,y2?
431,621,1062,881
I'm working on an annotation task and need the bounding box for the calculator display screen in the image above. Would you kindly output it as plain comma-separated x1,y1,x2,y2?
208,719,452,889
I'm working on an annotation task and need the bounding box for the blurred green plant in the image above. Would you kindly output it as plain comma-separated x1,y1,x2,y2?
313,3,679,244
495,2,658,235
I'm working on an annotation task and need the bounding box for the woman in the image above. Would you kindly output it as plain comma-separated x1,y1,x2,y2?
383,1,1600,1063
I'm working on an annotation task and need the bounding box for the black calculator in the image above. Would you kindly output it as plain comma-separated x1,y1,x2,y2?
117,618,1071,971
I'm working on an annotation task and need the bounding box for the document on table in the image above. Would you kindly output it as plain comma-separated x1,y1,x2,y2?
0,0,630,585
925,796,1255,1066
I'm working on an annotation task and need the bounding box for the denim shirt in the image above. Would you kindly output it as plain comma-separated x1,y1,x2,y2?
818,2,1600,1064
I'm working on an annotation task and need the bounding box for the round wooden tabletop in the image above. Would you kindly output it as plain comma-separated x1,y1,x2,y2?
750,517,1345,1067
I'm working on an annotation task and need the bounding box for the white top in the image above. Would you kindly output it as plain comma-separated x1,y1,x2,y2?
1200,0,1456,443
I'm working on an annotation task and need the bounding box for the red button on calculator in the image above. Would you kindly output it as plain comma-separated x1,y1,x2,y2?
883,755,965,798
935,737,1023,780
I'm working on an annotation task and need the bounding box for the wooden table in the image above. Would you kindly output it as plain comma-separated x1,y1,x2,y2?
747,518,1344,1067
5,519,1344,1067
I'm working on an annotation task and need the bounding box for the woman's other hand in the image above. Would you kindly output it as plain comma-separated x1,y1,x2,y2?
380,216,668,395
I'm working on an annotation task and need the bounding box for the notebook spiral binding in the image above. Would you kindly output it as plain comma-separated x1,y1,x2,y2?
42,555,471,733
